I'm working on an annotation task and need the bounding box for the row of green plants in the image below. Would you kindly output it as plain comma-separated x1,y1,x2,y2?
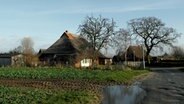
0,67,149,83
0,86,99,104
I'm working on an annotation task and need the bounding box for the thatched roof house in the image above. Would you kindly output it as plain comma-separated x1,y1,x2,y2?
113,45,146,63
39,31,109,67
126,45,145,61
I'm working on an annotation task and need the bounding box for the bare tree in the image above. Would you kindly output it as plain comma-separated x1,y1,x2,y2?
21,37,34,54
171,46,184,59
114,28,132,54
113,28,132,65
21,37,37,66
9,46,22,54
128,17,180,59
78,15,116,65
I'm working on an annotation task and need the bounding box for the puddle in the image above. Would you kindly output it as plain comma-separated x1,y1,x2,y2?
102,82,146,104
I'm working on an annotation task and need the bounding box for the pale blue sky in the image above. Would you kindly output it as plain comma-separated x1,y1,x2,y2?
0,0,184,53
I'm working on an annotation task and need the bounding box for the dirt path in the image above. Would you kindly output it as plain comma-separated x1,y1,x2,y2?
141,67,184,104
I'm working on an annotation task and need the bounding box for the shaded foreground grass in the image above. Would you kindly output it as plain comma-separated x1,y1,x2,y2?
0,86,99,104
0,67,149,83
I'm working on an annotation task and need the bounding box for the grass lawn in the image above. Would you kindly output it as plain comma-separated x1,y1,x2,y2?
0,86,99,104
0,67,149,83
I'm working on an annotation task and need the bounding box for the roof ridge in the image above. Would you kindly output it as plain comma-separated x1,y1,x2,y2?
64,31,78,40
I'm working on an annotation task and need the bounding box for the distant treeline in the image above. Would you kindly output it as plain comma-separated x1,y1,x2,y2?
147,60,184,67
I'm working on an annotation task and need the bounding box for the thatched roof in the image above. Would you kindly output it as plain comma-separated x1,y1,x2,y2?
114,45,145,61
39,31,107,58
41,31,88,55
127,45,144,59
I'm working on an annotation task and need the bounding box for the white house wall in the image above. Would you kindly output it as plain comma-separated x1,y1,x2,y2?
81,59,92,67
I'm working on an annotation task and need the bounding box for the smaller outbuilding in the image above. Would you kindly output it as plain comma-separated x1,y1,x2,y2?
0,54,12,67
113,45,146,67
0,53,24,67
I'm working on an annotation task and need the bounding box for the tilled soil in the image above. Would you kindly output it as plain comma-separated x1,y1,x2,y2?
0,78,119,92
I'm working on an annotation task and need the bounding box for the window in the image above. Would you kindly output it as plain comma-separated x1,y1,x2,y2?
82,59,85,63
84,59,87,63
82,59,90,64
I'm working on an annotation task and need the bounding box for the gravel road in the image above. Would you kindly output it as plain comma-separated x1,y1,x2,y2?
141,67,184,104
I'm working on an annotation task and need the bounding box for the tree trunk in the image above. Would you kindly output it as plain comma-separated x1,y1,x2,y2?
92,50,97,69
146,50,151,64
125,51,127,66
